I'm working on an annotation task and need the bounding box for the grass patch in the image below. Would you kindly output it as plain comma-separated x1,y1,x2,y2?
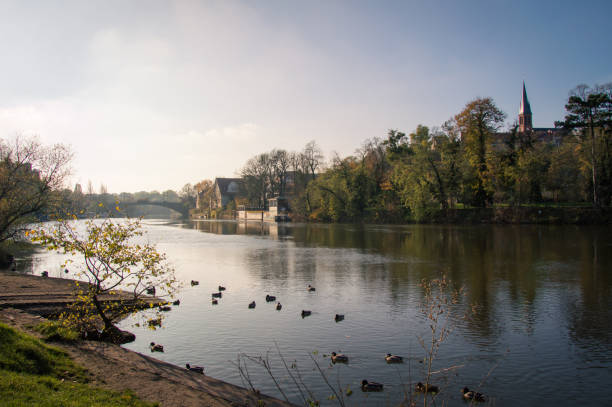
0,322,83,378
0,323,157,407
35,321,80,343
0,371,158,407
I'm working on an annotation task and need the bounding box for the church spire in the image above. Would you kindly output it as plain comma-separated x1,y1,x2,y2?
519,81,533,132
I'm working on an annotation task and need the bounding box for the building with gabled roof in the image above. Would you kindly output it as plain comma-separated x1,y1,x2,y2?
212,177,243,208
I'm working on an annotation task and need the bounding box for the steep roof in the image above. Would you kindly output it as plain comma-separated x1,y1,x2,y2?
214,177,243,194
519,81,532,115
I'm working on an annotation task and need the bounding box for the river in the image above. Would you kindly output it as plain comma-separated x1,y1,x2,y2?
25,220,612,406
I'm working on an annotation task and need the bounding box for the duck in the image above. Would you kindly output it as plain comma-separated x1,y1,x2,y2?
301,310,312,318
276,302,282,311
248,301,256,309
385,354,403,363
415,382,439,393
150,342,164,352
212,292,222,298
307,285,316,292
159,305,172,312
334,314,344,322
361,380,383,392
185,363,204,374
265,294,276,302
462,387,486,402
148,317,162,327
218,285,226,291
212,299,218,305
172,299,180,306
331,352,348,363
41,271,49,277
190,280,199,286
146,286,156,295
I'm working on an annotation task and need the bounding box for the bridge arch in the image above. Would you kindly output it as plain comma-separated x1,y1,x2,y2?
121,200,190,218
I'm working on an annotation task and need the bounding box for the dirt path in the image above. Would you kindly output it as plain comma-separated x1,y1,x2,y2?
0,272,296,407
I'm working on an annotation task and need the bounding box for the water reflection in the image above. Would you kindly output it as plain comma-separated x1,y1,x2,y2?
24,220,612,406
184,221,612,352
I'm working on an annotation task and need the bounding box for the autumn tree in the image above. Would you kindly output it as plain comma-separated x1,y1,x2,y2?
0,135,72,243
455,98,506,207
555,85,612,207
29,217,178,343
390,126,449,220
194,179,215,213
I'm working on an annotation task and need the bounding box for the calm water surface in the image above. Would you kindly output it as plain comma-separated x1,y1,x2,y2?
26,221,612,406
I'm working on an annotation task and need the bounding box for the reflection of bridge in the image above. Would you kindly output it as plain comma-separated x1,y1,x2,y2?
122,200,190,218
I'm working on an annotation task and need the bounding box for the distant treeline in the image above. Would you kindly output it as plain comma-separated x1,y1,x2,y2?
201,84,612,223
53,184,197,219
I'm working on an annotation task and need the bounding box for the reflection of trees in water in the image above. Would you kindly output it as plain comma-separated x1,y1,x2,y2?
190,221,612,348
246,247,291,283
564,228,612,352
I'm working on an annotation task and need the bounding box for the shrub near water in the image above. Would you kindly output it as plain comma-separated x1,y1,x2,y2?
0,323,157,407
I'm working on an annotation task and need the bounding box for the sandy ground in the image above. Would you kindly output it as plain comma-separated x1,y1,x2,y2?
0,272,296,407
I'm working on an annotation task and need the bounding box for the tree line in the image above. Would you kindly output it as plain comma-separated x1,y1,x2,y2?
204,84,611,222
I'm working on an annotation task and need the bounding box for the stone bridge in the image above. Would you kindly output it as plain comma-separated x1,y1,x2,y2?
122,200,190,218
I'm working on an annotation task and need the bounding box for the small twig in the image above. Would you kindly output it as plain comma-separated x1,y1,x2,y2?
308,353,345,407
274,341,308,405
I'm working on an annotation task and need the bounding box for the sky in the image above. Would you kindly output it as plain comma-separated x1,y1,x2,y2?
1,0,611,193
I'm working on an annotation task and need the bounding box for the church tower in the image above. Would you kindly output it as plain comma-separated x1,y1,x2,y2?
519,82,533,132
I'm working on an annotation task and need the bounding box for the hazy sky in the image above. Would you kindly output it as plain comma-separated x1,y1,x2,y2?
1,0,611,193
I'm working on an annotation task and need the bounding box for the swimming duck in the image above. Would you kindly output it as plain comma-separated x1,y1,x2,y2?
41,271,49,277
150,342,164,352
248,301,256,309
307,285,316,292
218,285,226,291
146,286,156,295
301,310,312,317
462,387,485,402
191,280,199,286
148,317,162,327
415,382,439,393
361,380,383,392
385,354,403,363
186,363,204,374
159,305,172,312
172,299,180,306
331,352,348,363
276,302,282,310
212,292,222,298
265,295,276,302
212,299,218,305
334,314,344,322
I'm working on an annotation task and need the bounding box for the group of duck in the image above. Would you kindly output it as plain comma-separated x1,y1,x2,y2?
153,282,486,401
362,381,485,402
330,352,485,400
209,283,344,321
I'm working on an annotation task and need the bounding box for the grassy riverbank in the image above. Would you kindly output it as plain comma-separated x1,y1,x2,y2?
0,322,157,407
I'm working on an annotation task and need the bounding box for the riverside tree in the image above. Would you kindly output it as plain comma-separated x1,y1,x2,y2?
455,98,506,207
555,84,612,207
0,135,72,243
28,216,178,343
